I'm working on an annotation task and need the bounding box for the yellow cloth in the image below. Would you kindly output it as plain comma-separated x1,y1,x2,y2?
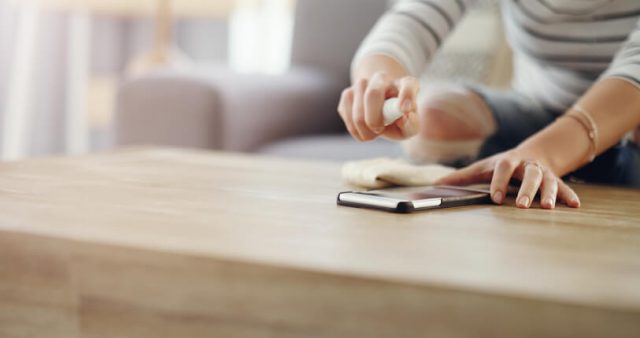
341,157,455,189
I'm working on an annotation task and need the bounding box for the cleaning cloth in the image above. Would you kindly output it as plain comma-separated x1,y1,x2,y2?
341,157,455,189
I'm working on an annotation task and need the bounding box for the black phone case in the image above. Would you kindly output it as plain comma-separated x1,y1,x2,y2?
337,190,491,213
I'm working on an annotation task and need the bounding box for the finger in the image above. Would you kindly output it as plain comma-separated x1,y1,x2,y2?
402,110,420,137
352,78,377,141
337,88,358,139
515,162,544,209
489,157,519,205
381,110,419,140
557,180,581,208
396,76,419,115
364,73,390,134
539,169,558,209
378,122,405,140
435,160,493,186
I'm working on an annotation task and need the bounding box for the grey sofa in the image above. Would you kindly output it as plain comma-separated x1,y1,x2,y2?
115,0,401,161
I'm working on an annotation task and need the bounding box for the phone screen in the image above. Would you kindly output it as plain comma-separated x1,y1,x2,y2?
364,186,486,201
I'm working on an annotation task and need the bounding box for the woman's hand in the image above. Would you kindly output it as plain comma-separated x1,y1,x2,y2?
337,71,420,141
436,149,581,209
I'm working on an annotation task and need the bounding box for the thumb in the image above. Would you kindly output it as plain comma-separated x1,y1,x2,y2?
395,76,419,114
390,76,419,137
392,110,418,138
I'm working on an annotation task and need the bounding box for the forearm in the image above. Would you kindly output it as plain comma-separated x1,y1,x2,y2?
351,54,409,83
516,78,640,176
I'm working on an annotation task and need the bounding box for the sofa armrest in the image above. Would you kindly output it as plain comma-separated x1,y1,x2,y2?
209,66,345,152
115,66,346,152
115,72,225,149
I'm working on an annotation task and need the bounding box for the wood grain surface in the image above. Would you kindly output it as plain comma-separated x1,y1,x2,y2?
0,147,639,337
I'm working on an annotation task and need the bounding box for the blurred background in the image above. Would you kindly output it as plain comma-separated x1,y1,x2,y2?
0,0,510,161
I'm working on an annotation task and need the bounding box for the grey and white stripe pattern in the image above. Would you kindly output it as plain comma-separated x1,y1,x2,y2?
354,0,640,111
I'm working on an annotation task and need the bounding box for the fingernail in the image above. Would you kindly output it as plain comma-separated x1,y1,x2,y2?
517,196,530,208
402,119,418,136
401,99,412,112
543,197,555,208
571,197,581,208
373,127,384,134
492,191,503,204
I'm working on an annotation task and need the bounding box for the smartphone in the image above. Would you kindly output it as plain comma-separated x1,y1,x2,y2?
337,185,491,213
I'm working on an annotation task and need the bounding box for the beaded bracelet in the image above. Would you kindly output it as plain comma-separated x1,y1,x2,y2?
562,104,599,162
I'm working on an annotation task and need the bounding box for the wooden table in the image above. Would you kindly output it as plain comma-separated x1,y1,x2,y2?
1,148,639,337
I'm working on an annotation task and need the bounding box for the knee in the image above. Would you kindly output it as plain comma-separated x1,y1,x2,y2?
417,86,495,141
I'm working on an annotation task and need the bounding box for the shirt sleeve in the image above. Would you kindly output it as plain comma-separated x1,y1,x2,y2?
600,19,640,89
352,0,475,76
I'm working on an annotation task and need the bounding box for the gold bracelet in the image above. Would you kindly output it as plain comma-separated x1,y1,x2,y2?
562,104,599,162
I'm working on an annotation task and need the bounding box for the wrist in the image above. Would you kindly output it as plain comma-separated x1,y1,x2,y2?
352,54,408,83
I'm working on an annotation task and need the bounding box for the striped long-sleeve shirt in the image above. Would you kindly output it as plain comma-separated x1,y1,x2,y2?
354,0,640,111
